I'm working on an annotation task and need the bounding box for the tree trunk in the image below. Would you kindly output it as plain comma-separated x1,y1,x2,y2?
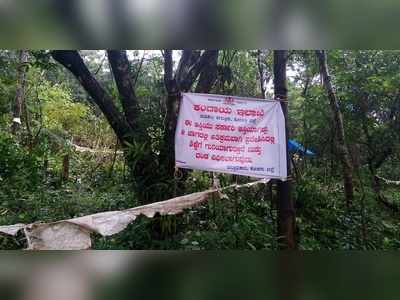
316,50,354,206
11,50,28,134
273,50,297,250
107,50,141,132
62,153,70,182
194,51,219,93
161,50,180,178
257,50,267,98
163,92,181,177
51,51,133,144
161,50,219,180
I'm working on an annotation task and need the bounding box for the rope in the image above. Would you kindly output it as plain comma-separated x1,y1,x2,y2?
274,95,289,103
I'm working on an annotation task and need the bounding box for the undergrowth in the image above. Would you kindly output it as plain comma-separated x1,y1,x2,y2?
0,134,399,250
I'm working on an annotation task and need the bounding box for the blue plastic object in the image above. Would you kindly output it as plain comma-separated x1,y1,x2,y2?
288,139,315,156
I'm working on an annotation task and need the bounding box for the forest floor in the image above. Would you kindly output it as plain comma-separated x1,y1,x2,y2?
1,146,399,250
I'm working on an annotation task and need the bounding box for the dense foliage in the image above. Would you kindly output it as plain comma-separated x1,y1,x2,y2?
0,50,399,250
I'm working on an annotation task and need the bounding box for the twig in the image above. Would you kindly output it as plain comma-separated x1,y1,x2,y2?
94,54,106,75
132,52,145,88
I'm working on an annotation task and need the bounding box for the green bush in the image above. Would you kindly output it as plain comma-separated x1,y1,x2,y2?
0,133,41,187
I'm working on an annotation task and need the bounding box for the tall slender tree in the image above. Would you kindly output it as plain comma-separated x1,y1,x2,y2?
256,50,268,98
273,50,297,249
315,50,354,206
11,50,28,134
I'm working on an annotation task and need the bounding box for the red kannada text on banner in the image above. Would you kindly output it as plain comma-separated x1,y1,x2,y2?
175,93,287,179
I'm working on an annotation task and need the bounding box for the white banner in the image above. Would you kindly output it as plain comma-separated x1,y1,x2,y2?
175,93,287,179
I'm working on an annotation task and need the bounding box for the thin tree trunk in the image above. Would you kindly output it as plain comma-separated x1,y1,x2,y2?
257,50,266,98
161,50,179,178
163,92,181,177
11,50,28,134
316,50,354,206
301,74,310,171
273,50,297,250
62,153,70,182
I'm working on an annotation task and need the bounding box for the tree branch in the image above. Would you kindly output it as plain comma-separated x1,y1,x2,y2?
163,50,176,94
107,50,140,131
316,49,354,204
179,50,219,92
175,50,200,86
195,50,219,93
132,52,145,88
51,50,132,143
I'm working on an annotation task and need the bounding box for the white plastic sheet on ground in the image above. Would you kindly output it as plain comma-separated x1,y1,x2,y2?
0,179,268,250
0,223,25,235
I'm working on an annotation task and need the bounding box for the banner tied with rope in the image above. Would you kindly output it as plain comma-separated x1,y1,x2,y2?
175,93,287,179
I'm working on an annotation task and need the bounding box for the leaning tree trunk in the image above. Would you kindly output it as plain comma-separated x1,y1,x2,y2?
273,50,297,250
52,50,220,201
51,51,133,144
11,50,28,134
51,50,158,202
316,50,354,206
